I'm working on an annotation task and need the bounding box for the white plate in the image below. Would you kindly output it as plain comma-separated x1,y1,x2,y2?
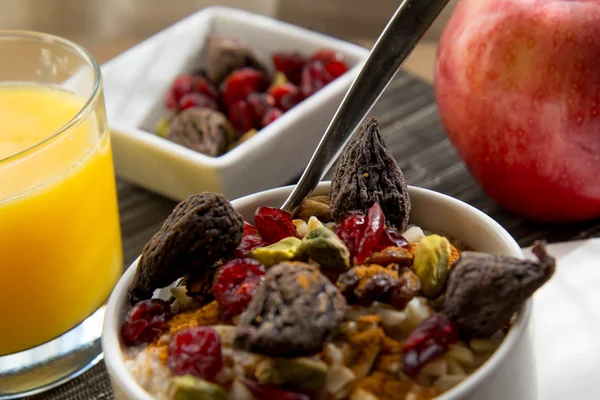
101,6,368,201
526,238,600,400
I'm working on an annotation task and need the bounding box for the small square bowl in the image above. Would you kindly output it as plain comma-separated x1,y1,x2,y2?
101,6,368,201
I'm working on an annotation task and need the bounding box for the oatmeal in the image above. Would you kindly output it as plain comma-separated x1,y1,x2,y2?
119,117,555,400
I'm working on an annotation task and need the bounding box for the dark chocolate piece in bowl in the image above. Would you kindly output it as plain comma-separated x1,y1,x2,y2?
129,192,243,305
168,108,233,157
330,117,411,232
203,34,269,84
442,240,556,337
234,262,347,357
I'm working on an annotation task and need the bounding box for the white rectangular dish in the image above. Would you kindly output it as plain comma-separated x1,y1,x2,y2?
101,6,368,201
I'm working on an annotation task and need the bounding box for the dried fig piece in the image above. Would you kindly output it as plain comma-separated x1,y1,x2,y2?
168,108,233,157
294,196,333,223
234,262,347,357
185,268,218,306
129,192,244,305
442,240,556,337
203,35,269,84
330,117,411,231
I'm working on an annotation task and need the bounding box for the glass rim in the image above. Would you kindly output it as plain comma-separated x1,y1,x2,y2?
0,30,102,164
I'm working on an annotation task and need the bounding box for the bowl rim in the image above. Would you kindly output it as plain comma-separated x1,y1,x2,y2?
102,5,370,168
102,182,531,400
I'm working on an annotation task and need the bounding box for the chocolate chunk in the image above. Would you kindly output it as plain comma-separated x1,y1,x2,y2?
442,240,556,337
168,108,233,157
203,35,269,84
129,192,243,305
234,262,347,357
330,117,411,231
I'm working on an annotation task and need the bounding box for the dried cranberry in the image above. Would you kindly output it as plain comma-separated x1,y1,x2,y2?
355,203,385,263
300,61,333,98
221,68,270,109
247,92,274,123
309,50,348,80
121,299,172,346
212,258,266,315
336,204,391,263
192,75,219,100
244,220,260,236
233,222,266,258
325,61,349,79
240,378,311,400
168,326,223,381
228,100,256,136
268,84,303,111
310,49,344,65
233,235,266,259
335,211,367,257
166,75,194,110
375,227,409,251
166,93,177,110
178,93,218,111
273,52,307,86
261,107,283,127
402,313,459,378
254,206,300,244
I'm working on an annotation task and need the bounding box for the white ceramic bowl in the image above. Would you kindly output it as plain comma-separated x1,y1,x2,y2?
101,7,368,202
102,182,536,400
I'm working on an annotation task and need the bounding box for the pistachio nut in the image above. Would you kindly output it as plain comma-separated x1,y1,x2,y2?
249,237,303,267
299,227,351,270
254,357,328,391
413,234,451,299
156,117,170,138
171,375,227,400
271,71,289,87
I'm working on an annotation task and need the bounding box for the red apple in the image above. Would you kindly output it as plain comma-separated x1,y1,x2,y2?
435,0,600,222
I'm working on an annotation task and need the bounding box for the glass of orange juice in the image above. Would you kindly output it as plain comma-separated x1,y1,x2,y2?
0,31,122,397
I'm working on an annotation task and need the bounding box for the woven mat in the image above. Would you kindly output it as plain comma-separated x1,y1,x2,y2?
26,71,600,399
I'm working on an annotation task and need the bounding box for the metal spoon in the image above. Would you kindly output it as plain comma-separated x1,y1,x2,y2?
281,0,451,213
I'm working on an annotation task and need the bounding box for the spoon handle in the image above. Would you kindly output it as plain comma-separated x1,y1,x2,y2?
281,0,450,212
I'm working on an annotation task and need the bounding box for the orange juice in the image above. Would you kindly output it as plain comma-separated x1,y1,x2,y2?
0,84,122,355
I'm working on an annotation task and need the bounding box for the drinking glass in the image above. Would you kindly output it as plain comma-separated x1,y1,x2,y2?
0,31,122,398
